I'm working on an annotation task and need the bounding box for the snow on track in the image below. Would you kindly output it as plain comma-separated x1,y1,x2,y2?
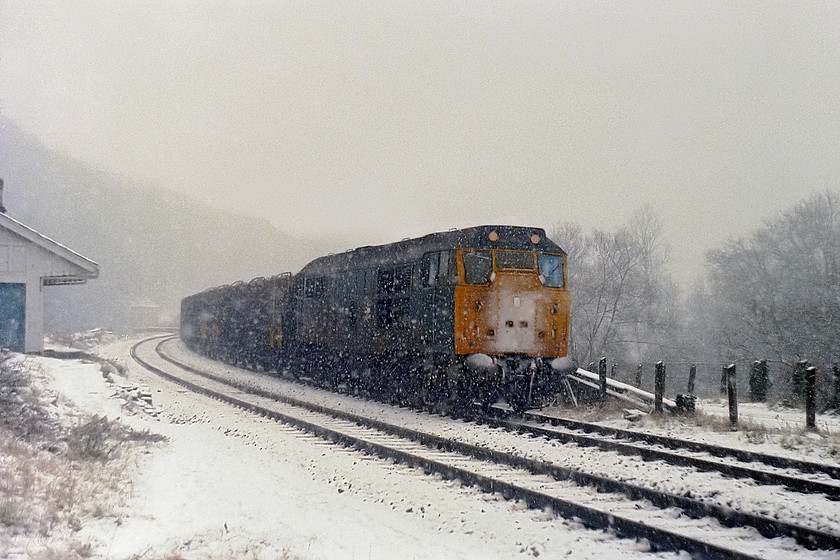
32,335,688,559
152,336,840,557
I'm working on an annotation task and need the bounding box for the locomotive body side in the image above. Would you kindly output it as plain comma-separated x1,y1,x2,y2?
291,235,459,358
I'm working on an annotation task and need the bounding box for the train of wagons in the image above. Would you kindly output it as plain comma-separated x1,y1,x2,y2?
180,225,575,413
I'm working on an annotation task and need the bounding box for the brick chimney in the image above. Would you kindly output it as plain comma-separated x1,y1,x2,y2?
0,179,5,213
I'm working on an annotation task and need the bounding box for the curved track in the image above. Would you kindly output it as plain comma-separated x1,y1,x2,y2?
130,336,840,559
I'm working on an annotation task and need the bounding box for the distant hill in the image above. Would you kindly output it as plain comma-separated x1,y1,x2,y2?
0,117,328,333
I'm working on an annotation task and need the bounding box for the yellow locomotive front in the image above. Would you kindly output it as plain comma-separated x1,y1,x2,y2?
452,238,574,410
455,249,569,357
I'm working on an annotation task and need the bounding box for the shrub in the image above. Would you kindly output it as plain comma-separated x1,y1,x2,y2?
68,415,118,461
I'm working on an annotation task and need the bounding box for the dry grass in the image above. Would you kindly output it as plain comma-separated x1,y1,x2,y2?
0,351,166,558
0,422,130,554
0,350,310,559
118,534,303,560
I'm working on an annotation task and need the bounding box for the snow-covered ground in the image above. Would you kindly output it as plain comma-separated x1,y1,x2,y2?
3,332,840,559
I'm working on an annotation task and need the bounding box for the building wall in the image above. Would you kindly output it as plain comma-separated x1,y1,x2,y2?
0,226,89,353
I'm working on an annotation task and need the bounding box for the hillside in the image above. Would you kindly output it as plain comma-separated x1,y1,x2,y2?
0,117,327,332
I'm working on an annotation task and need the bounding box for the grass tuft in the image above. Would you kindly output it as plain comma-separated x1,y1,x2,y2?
0,351,166,556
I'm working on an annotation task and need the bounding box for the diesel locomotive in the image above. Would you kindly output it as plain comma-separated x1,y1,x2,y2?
180,225,574,412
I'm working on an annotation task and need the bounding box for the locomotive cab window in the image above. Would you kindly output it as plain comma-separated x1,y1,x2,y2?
462,250,493,285
538,253,565,288
495,250,535,271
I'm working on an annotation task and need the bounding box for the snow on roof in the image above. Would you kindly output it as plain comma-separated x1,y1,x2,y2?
0,211,99,280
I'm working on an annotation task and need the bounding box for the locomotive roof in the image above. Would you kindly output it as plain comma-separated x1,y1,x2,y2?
299,225,564,276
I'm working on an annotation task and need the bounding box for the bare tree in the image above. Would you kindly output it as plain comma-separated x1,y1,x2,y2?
707,190,840,371
551,207,675,368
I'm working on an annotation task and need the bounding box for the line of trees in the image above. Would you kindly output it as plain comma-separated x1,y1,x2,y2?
551,191,840,408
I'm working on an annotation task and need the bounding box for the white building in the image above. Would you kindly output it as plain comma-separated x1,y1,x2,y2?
0,182,99,352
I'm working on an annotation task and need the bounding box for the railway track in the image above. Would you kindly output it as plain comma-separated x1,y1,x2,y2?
529,412,840,479
130,336,840,559
476,411,840,499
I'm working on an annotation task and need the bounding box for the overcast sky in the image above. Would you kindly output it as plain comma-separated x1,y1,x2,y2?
1,1,839,284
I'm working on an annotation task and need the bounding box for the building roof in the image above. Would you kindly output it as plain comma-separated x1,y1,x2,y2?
0,211,99,284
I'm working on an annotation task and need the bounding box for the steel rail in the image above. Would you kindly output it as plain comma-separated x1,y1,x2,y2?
134,337,840,554
472,412,840,500
523,412,840,482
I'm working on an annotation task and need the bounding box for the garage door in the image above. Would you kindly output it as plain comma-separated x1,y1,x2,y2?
0,283,25,352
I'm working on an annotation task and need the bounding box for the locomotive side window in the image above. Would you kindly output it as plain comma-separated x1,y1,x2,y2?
538,253,565,288
392,297,411,329
304,276,326,298
422,251,457,287
495,250,535,271
394,265,412,293
378,265,412,294
424,253,438,286
443,250,457,281
377,269,395,293
463,250,492,284
439,251,452,280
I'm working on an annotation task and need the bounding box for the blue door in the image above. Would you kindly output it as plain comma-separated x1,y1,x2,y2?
0,283,26,352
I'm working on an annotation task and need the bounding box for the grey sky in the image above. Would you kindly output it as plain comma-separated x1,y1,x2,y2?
1,1,838,284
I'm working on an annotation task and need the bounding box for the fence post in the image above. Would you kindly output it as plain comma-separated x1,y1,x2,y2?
793,360,809,404
720,365,727,397
726,363,738,430
599,357,607,401
749,359,769,402
806,366,817,431
687,364,696,394
635,364,642,388
832,364,840,410
654,361,665,414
